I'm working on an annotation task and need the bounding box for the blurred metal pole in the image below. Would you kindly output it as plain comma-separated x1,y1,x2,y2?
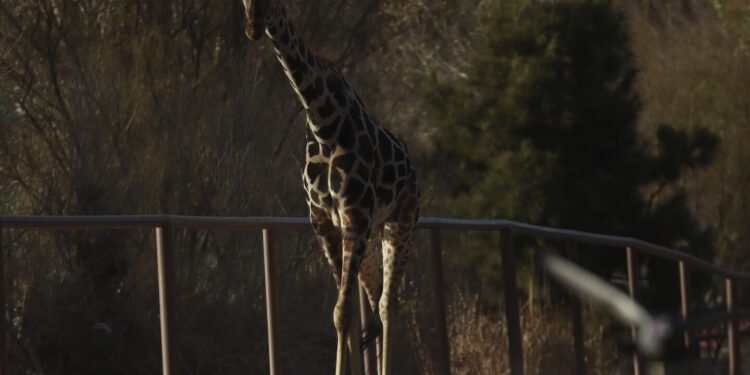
500,228,524,375
626,247,641,375
678,261,690,350
566,241,585,375
155,224,177,375
726,278,740,375
263,229,282,375
0,227,6,375
430,229,451,375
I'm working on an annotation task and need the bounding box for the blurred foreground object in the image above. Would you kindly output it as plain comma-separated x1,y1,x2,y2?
543,253,673,359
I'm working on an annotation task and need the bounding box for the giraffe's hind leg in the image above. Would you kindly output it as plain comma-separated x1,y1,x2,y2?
379,218,417,375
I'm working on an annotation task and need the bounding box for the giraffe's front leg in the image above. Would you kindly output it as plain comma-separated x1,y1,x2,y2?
334,210,371,375
310,206,343,285
379,197,418,375
379,224,415,375
358,226,383,349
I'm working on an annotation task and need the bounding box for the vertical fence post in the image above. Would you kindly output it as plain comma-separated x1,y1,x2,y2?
725,278,740,375
155,224,177,375
500,228,524,375
566,241,585,375
626,246,641,375
0,227,6,375
678,261,690,350
359,285,376,375
430,229,451,375
263,229,282,375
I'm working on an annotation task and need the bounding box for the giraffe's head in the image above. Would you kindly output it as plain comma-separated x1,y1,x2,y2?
243,0,274,40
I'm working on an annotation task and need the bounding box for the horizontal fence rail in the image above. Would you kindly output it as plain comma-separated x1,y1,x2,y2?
1,215,744,280
0,215,749,375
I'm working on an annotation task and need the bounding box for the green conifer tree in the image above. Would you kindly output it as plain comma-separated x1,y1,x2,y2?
425,0,717,309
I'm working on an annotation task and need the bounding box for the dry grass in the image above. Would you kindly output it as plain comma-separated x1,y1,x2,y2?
444,293,621,375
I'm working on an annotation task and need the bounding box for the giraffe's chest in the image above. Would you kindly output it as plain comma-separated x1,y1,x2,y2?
304,180,395,229
301,142,336,214
301,105,415,225
302,135,413,228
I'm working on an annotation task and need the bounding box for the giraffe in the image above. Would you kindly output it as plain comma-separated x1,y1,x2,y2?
242,1,420,374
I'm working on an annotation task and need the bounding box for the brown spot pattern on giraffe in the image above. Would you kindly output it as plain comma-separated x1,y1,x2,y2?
245,2,420,373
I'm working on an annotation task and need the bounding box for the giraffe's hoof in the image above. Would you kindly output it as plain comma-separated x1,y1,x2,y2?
360,319,382,349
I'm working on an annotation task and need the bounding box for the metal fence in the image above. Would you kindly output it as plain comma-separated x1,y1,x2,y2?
0,215,747,375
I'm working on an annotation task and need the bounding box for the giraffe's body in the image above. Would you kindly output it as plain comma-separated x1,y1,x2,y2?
242,2,419,374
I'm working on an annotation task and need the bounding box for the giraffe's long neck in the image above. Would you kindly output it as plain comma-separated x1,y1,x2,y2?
265,6,358,144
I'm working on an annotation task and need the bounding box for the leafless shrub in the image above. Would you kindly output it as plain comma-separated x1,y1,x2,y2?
446,292,621,375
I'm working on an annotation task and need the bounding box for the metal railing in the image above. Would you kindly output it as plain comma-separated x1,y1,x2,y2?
0,215,747,375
